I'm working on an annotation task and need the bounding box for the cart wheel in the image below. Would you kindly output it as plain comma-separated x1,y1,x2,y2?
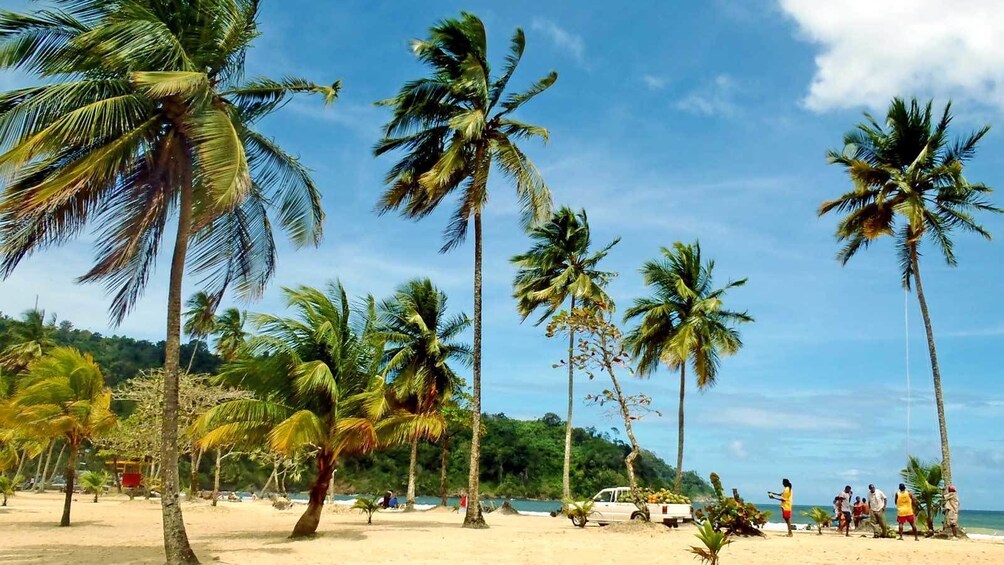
571,515,587,527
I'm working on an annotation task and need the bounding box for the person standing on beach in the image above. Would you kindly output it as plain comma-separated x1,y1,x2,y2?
837,486,853,536
895,483,920,541
944,485,961,538
868,484,889,538
768,479,794,536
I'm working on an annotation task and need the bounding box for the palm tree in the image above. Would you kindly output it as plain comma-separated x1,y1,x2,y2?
213,308,247,362
197,282,415,538
820,99,1001,488
511,206,617,502
80,470,111,503
9,347,117,526
0,309,57,371
901,456,944,534
379,278,471,511
624,242,752,491
375,12,556,528
819,99,999,487
0,3,334,560
352,496,382,524
183,292,219,373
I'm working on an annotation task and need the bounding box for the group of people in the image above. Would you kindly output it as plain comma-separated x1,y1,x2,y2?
381,491,399,509
770,479,962,540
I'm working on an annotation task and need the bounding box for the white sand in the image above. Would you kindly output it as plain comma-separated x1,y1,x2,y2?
2,492,1003,564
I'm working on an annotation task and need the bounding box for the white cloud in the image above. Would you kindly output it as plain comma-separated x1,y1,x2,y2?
642,74,668,90
531,18,585,63
778,0,1004,111
675,74,740,117
728,440,748,460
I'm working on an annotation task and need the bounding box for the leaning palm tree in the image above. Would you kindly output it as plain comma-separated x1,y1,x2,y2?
0,3,334,561
375,12,556,528
183,292,219,373
198,282,422,538
379,278,471,511
820,98,1001,487
624,242,752,491
213,308,247,362
9,347,117,526
511,207,617,502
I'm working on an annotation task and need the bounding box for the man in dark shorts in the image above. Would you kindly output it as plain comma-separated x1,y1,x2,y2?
837,485,853,536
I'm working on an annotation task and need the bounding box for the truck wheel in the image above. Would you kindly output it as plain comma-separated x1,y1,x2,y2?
631,512,649,522
571,515,587,528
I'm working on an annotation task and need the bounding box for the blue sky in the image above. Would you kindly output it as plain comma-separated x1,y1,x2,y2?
2,0,1003,509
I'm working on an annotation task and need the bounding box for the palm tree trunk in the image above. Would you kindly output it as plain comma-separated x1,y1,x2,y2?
33,445,47,491
675,364,685,492
186,341,199,374
160,165,200,564
563,296,576,503
406,436,418,511
258,458,279,497
189,447,202,497
439,435,450,506
14,447,28,481
59,442,78,527
112,456,121,494
37,440,55,492
211,448,221,508
290,452,335,538
910,244,952,486
48,442,66,485
463,212,487,529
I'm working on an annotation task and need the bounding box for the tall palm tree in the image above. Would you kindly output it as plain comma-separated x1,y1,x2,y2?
375,12,556,528
510,207,617,502
379,278,471,511
819,98,1001,487
198,282,421,537
624,242,752,491
213,307,246,362
183,291,219,373
0,3,334,560
9,347,117,526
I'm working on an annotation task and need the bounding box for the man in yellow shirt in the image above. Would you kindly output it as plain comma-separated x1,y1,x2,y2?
895,483,919,541
768,478,794,536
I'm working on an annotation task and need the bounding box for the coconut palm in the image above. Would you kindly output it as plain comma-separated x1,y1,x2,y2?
901,456,944,534
183,292,219,373
213,308,247,362
352,496,382,524
0,309,57,371
197,282,421,537
9,347,117,526
0,474,18,506
80,470,111,503
820,99,1001,487
379,278,471,511
802,507,833,535
375,12,556,528
0,3,334,560
511,206,617,502
624,242,752,491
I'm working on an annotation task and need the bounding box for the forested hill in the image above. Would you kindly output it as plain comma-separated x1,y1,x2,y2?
0,312,220,387
338,412,715,500
0,311,714,500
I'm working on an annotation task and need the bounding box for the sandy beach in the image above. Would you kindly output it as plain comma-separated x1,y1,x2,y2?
2,493,1002,564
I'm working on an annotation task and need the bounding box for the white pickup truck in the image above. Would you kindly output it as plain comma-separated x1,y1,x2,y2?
572,487,694,528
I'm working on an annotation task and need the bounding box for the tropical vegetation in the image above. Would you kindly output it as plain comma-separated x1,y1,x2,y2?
624,242,752,491
820,98,1002,487
689,519,732,565
511,207,617,502
901,455,944,535
352,496,382,525
0,0,336,560
375,11,556,529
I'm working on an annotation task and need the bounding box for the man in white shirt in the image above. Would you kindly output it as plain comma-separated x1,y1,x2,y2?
836,486,853,536
868,484,889,537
